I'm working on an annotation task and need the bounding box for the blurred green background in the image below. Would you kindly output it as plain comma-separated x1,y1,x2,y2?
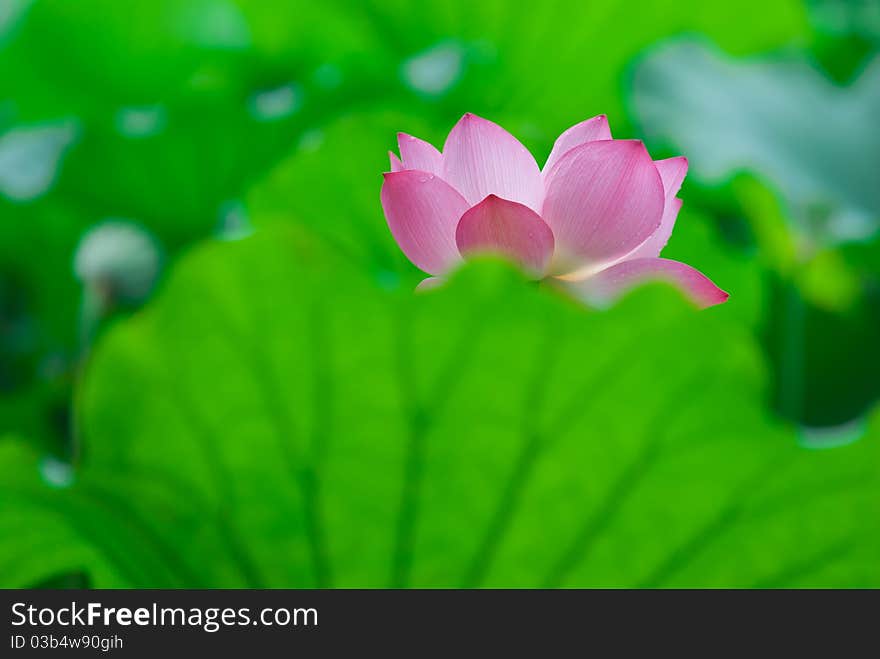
1,0,878,588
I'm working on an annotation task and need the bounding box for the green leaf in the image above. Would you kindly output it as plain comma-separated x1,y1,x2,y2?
1,226,876,587
0,434,250,588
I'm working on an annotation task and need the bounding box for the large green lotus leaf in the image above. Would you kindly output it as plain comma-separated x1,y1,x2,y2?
0,435,240,588
0,438,119,588
0,226,875,587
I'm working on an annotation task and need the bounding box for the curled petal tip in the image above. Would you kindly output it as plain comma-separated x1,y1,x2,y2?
570,257,729,309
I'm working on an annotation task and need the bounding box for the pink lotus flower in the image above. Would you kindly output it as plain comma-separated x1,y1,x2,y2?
381,113,728,308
